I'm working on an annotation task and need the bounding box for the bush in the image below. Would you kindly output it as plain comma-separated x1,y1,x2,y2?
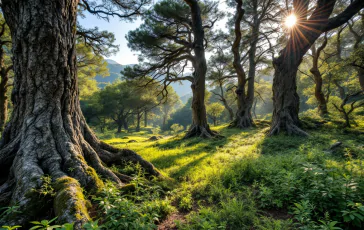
91,171,174,230
170,124,184,134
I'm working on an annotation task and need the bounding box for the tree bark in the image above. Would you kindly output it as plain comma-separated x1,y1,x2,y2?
0,0,159,227
270,0,334,136
310,38,328,116
230,0,254,129
144,109,148,127
270,55,307,136
184,0,218,138
136,112,142,132
221,98,234,122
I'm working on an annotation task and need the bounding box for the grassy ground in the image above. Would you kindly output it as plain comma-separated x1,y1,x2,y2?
97,120,364,230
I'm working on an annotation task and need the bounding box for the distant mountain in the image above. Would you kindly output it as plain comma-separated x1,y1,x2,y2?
170,81,192,98
104,59,120,65
180,93,192,104
97,59,192,100
95,60,128,88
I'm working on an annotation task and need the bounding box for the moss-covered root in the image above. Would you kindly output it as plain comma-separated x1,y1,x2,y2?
53,177,90,229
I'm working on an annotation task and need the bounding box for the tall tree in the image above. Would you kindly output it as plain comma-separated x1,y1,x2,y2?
0,0,159,228
0,16,11,134
230,0,280,128
269,0,364,136
309,33,329,116
125,0,223,138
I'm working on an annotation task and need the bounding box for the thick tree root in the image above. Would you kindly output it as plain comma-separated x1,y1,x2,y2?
229,115,255,129
184,124,222,139
228,106,255,129
0,123,161,228
53,177,90,228
268,117,309,136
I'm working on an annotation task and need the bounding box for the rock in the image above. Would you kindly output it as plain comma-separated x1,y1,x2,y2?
148,136,161,141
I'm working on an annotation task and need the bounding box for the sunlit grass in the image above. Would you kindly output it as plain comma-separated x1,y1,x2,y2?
98,120,364,229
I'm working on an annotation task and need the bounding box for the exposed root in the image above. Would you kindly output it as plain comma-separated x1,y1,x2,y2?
84,125,161,177
114,172,133,183
0,126,160,227
53,177,90,228
81,141,122,185
2,161,48,227
184,124,222,139
269,116,309,137
229,114,255,129
98,146,161,177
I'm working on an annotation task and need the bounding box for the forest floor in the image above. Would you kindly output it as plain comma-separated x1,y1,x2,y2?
96,118,364,230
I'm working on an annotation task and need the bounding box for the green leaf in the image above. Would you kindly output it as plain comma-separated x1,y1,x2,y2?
30,221,41,225
49,217,58,224
41,220,49,226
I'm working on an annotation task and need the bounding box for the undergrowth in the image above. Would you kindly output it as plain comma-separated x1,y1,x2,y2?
1,119,364,229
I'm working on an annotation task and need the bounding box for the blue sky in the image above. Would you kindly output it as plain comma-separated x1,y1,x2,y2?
79,12,142,65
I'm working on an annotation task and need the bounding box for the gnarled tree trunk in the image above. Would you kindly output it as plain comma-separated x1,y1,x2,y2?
184,0,218,138
270,0,333,136
0,0,159,228
187,72,217,138
270,55,307,136
230,0,254,129
310,37,328,116
221,98,234,122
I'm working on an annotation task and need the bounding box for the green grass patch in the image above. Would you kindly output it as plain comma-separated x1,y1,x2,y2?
96,122,364,229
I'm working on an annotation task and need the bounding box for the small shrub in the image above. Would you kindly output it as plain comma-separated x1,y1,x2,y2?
170,124,184,134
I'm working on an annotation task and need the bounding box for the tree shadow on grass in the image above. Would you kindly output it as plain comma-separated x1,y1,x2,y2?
150,137,228,178
149,126,253,179
151,125,271,179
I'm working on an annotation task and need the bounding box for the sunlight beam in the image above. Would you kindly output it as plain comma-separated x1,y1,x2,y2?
285,14,297,28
